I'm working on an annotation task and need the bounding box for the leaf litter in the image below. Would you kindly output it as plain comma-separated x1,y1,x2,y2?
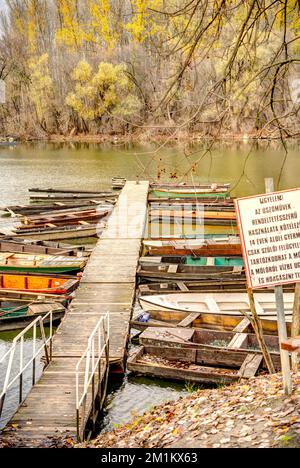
79,373,300,449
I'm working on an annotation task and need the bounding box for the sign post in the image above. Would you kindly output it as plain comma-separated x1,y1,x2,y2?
265,179,292,395
234,179,298,395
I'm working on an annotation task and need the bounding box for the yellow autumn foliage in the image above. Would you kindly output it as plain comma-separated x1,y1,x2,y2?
28,54,54,121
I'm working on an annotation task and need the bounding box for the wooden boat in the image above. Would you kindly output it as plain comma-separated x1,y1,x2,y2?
151,255,244,266
29,188,111,194
112,177,126,190
143,237,242,256
30,194,116,202
145,234,235,240
6,224,103,241
149,215,238,229
0,239,86,256
0,302,66,331
149,200,235,210
129,346,242,385
139,327,282,371
150,205,236,215
138,256,245,281
0,289,69,305
3,201,113,216
28,203,113,218
0,271,79,295
150,183,230,190
139,292,294,317
149,209,236,221
131,309,291,336
17,209,110,231
0,253,86,273
151,188,229,199
138,280,295,295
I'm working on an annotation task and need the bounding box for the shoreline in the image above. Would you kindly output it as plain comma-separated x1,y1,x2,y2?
7,132,300,145
77,373,300,449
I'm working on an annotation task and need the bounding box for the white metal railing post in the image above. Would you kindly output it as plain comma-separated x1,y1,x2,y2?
32,322,36,386
75,314,110,442
19,336,24,404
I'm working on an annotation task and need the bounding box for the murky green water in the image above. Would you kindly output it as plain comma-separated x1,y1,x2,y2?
1,140,300,206
0,140,299,433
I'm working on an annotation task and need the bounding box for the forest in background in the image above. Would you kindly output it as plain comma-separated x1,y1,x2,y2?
0,0,299,140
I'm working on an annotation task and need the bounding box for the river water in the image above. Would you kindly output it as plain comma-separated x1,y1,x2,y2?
0,140,299,432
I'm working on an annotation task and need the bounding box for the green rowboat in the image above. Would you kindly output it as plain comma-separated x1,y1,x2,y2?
0,253,86,274
151,189,229,199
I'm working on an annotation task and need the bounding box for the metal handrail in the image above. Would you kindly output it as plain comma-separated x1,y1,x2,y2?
75,313,109,441
0,311,53,419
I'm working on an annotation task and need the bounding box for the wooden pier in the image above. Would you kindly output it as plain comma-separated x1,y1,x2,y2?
0,181,149,445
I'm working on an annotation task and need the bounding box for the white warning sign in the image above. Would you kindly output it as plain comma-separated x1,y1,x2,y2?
235,188,300,289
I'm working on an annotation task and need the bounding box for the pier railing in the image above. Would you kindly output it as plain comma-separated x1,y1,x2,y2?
0,312,53,420
76,313,109,441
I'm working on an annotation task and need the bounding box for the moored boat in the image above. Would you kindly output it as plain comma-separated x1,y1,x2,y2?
143,237,242,256
139,327,282,370
138,256,245,281
139,292,294,317
0,289,69,305
0,302,66,331
128,346,243,385
0,271,79,295
138,280,295,295
131,309,291,335
3,224,103,241
151,188,229,199
149,209,236,221
3,201,113,216
150,183,230,190
17,208,110,230
0,239,86,256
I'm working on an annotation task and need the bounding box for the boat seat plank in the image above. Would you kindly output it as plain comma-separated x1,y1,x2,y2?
206,257,215,266
228,333,248,349
254,300,265,315
233,266,243,273
238,354,263,378
205,297,221,313
233,318,251,333
177,281,189,292
168,264,178,274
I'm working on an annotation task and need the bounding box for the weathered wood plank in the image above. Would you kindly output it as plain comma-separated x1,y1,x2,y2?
233,318,251,333
227,333,248,349
238,354,263,378
178,313,201,328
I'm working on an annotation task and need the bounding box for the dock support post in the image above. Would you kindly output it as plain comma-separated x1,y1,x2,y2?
265,178,292,395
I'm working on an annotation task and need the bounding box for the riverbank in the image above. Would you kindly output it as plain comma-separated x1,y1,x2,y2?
10,130,298,145
79,373,300,449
